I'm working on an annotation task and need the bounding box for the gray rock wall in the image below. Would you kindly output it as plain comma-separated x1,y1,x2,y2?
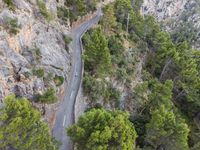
0,0,71,102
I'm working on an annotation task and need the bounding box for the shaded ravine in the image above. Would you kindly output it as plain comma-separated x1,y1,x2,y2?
52,9,102,150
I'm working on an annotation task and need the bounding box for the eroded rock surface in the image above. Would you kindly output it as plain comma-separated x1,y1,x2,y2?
0,0,71,102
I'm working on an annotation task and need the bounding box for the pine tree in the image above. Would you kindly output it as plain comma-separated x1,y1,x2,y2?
0,95,59,150
83,28,112,76
67,109,137,150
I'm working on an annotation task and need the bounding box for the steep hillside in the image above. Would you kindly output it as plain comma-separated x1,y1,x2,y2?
141,0,200,49
0,0,71,102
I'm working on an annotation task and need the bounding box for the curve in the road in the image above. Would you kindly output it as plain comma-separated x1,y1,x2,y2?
53,9,102,150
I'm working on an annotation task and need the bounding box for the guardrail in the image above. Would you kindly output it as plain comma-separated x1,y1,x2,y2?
73,10,101,123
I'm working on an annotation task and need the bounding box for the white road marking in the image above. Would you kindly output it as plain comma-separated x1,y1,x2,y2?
70,91,74,99
63,115,66,127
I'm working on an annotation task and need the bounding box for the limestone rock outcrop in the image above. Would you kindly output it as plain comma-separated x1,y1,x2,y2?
0,0,71,102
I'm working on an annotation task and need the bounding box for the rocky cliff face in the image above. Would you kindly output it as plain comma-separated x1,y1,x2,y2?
141,0,200,49
0,0,71,102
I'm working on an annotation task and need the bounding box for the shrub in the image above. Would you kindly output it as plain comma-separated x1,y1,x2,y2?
33,68,44,78
32,47,41,61
37,0,51,21
36,88,57,104
4,17,21,35
63,34,72,45
35,47,41,56
83,73,108,101
3,0,15,10
54,75,64,86
57,6,69,22
108,86,121,103
67,108,137,150
64,0,99,22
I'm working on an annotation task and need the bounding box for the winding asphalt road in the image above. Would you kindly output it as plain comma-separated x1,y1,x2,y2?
52,9,102,150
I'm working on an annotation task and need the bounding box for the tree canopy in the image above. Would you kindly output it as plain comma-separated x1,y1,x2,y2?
83,27,112,77
145,105,189,150
67,108,137,150
0,95,59,150
71,0,199,149
100,4,117,33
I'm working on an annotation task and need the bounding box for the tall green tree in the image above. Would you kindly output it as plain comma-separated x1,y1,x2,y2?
145,105,189,150
83,28,112,76
171,43,200,117
100,5,117,33
114,0,132,28
148,80,174,111
134,79,190,149
67,108,137,150
0,95,59,150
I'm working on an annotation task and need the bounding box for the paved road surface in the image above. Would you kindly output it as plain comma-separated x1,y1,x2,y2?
53,9,102,150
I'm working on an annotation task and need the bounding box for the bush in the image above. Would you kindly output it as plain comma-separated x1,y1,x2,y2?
36,88,57,104
63,34,72,52
33,68,44,78
32,47,41,61
3,0,15,11
4,17,21,35
57,6,69,22
64,0,99,22
108,86,121,103
63,34,72,45
37,0,51,21
54,75,64,86
83,73,108,101
35,47,41,56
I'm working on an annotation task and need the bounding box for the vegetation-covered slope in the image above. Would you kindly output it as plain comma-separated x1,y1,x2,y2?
67,0,200,149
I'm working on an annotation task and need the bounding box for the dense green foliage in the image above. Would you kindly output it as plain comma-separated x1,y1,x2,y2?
64,0,100,22
36,88,57,104
83,27,112,77
67,109,137,150
100,5,117,33
0,95,59,150
145,105,189,150
83,73,120,105
37,0,51,21
54,75,64,86
83,73,108,101
113,0,199,148
142,80,189,149
33,68,44,78
57,6,69,22
78,0,200,149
